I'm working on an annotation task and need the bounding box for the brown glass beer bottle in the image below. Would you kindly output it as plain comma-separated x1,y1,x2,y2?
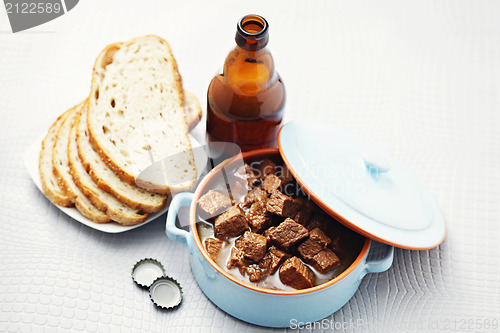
207,14,286,152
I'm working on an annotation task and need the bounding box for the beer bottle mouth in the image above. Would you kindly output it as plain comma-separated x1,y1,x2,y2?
239,15,268,36
236,14,269,50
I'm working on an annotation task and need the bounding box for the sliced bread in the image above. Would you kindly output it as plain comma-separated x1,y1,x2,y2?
87,35,197,194
39,108,74,207
69,106,148,225
52,102,110,223
76,104,167,213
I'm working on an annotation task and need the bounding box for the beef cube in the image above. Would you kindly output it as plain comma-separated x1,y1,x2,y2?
309,227,331,246
306,212,333,233
261,174,282,193
298,239,322,261
298,228,331,260
214,206,249,240
235,231,268,262
294,199,316,226
235,163,259,187
227,247,265,282
242,264,265,282
294,208,312,226
258,159,277,179
269,218,309,250
277,165,294,184
242,187,268,208
198,191,231,217
198,190,232,217
259,246,291,275
247,200,272,233
264,226,276,243
227,247,245,269
279,256,315,290
204,238,227,261
310,248,340,273
267,191,302,218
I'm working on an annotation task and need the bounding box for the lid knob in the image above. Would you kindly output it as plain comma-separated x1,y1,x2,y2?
363,154,391,176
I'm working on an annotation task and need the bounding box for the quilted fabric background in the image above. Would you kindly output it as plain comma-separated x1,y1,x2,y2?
1,0,499,332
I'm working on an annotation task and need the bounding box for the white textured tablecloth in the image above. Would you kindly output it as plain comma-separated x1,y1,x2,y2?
1,1,499,332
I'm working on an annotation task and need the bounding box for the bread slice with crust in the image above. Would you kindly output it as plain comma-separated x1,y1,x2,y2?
69,105,148,225
39,108,74,207
87,35,197,194
52,102,110,223
75,90,198,212
76,104,167,213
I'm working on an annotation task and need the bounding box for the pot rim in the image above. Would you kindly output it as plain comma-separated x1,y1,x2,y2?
190,148,371,295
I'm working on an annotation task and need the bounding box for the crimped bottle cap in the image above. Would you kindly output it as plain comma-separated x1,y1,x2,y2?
132,258,165,288
149,276,183,310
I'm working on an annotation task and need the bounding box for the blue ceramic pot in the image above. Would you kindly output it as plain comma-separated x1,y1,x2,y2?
166,149,393,328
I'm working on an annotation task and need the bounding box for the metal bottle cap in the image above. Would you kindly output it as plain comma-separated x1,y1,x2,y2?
149,276,183,310
131,258,165,288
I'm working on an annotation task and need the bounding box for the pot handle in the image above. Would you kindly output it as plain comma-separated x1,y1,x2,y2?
358,245,394,281
166,192,218,280
166,192,195,254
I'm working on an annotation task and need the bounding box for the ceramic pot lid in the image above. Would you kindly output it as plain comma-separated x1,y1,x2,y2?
278,121,445,250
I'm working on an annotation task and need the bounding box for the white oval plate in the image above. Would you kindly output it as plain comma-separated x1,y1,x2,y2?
24,133,205,233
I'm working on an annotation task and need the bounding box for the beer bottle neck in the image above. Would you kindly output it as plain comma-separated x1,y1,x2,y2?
235,14,269,51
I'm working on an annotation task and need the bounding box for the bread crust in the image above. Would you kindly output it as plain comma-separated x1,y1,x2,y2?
52,102,110,223
69,109,148,225
39,108,74,207
86,35,196,194
53,102,84,201
74,201,110,224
